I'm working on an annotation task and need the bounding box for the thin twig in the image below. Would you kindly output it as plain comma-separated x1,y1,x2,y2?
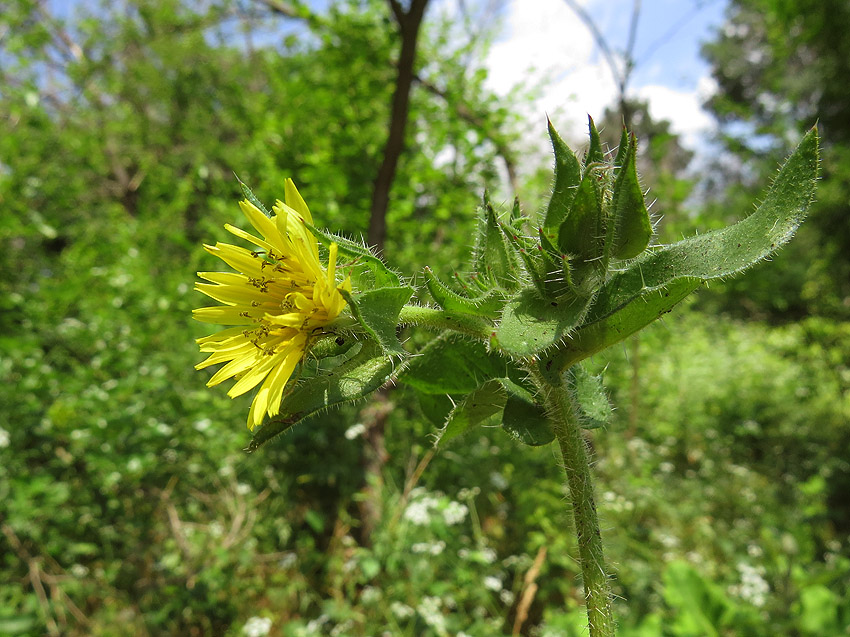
512,546,548,636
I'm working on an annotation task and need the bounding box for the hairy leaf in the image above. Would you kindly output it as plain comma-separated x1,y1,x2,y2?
305,222,401,287
438,380,506,446
473,195,519,289
570,365,612,429
500,378,553,445
402,332,510,394
586,127,818,326
584,114,604,167
235,174,272,217
496,288,592,358
423,267,504,318
341,287,413,355
542,127,819,372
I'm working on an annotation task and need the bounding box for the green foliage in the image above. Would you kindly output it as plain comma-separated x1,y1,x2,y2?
1,0,844,633
341,286,414,355
403,332,511,395
544,121,583,229
701,0,850,318
541,126,818,368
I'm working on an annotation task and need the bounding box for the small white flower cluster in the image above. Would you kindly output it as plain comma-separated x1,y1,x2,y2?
242,616,272,637
601,490,634,513
483,575,502,591
442,501,468,526
457,547,497,564
403,489,469,529
344,423,366,440
489,472,509,490
390,601,415,619
411,541,446,555
0,427,11,448
403,498,437,526
730,562,770,608
417,596,446,633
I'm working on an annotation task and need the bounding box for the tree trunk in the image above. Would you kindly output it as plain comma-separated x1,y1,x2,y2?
367,0,429,253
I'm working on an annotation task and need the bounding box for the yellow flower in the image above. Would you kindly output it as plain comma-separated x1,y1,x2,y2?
194,179,351,429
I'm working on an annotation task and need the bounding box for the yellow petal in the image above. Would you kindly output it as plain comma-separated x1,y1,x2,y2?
239,200,286,251
224,223,276,253
227,352,281,398
284,178,313,225
193,306,259,325
195,341,256,369
248,337,304,428
326,242,338,289
207,350,262,387
198,272,249,285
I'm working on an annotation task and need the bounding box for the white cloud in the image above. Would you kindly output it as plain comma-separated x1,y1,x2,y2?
486,0,618,143
636,75,717,150
485,0,718,154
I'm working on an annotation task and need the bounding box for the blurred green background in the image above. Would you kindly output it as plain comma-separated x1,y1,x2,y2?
2,0,850,635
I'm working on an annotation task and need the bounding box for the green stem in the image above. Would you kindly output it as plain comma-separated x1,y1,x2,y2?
397,304,492,340
532,367,616,637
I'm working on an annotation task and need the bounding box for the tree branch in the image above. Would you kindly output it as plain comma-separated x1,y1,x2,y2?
414,73,518,193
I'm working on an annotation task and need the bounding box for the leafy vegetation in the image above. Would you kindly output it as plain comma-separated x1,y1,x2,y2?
1,1,848,636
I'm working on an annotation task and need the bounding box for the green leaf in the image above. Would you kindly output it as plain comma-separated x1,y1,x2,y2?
341,286,413,355
501,229,549,296
545,279,699,371
473,195,519,289
663,561,734,637
544,120,582,229
414,390,457,427
570,365,612,429
402,332,510,394
588,127,818,324
584,114,604,167
499,378,553,445
538,227,574,296
423,266,504,318
798,585,841,635
438,379,506,446
509,196,524,227
305,222,401,287
247,340,395,452
609,133,652,260
496,288,592,358
234,174,272,217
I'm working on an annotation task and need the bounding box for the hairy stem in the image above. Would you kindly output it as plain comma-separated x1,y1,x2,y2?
397,305,492,339
532,368,616,637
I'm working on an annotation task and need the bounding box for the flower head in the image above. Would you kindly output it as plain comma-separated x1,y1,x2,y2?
194,179,351,429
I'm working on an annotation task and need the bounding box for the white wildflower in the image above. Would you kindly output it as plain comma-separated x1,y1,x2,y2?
344,423,366,440
484,575,502,591
442,501,468,525
242,616,272,637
